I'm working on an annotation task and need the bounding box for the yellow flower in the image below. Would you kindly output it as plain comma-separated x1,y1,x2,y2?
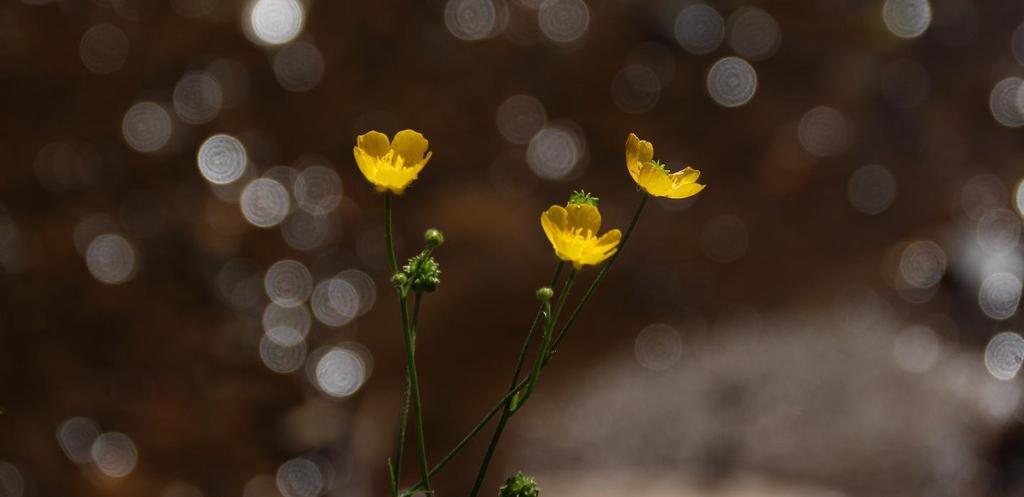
540,202,622,269
353,129,432,194
625,133,705,199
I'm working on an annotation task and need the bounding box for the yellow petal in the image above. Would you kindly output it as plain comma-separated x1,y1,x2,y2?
390,129,429,168
353,147,380,182
594,229,621,253
669,166,700,183
566,203,601,235
637,161,674,197
664,182,705,199
356,131,390,158
540,205,569,245
625,133,654,183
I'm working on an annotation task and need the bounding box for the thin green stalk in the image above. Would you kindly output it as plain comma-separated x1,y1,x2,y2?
400,263,564,496
398,292,431,494
385,192,399,273
517,269,576,408
468,269,578,497
394,293,424,496
385,193,431,495
401,377,532,497
549,193,649,355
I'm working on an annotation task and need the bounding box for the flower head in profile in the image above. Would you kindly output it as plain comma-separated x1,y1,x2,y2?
625,132,705,199
353,129,432,194
540,195,621,269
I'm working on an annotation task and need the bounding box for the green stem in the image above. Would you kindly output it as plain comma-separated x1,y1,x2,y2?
401,378,532,497
468,269,578,497
549,193,649,356
385,193,431,495
394,293,424,496
385,192,398,273
399,290,431,495
517,269,575,408
400,263,563,496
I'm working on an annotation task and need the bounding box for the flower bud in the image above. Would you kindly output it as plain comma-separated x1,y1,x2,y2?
535,287,554,301
424,228,445,248
391,273,408,286
498,472,539,497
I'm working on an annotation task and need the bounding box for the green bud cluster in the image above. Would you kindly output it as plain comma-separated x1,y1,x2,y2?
402,253,441,293
498,472,539,497
567,190,599,206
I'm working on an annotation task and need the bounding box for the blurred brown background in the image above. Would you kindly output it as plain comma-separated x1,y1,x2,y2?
2,0,1024,496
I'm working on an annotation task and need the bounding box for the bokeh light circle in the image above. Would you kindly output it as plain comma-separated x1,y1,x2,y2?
0,462,23,497
883,0,932,39
990,77,1024,128
979,272,1022,321
262,302,311,346
537,0,589,44
985,331,1024,380
527,125,582,180
79,24,129,74
496,94,546,144
273,41,324,92
976,208,1021,255
634,323,683,371
281,211,330,251
246,0,305,46
311,277,359,327
315,347,367,398
294,166,342,215
259,333,306,373
240,178,290,228
337,269,377,317
197,134,247,185
90,432,138,478
173,71,223,125
706,56,757,107
275,458,322,497
122,102,173,153
265,259,312,307
86,234,137,284
847,164,896,215
57,417,100,464
444,0,498,41
727,7,780,60
899,240,945,289
673,4,724,55
798,106,850,157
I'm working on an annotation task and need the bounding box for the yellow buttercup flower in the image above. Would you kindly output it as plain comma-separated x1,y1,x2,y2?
540,201,622,269
625,133,705,199
353,129,432,194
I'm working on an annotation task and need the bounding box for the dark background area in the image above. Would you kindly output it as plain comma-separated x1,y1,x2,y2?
2,0,1024,496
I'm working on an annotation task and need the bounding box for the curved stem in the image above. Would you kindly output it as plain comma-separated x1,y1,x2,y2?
400,263,563,496
549,193,648,355
469,268,578,497
401,378,531,497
